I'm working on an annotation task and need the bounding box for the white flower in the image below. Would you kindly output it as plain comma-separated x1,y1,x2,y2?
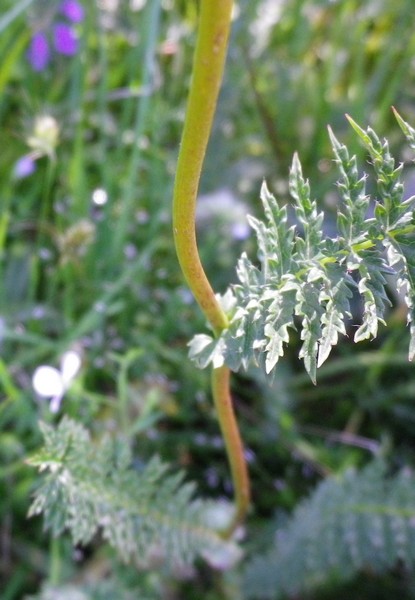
32,350,82,413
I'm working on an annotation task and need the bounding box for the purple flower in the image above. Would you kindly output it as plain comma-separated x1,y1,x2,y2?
53,23,78,55
27,32,50,71
26,1,84,71
14,156,37,179
60,0,85,23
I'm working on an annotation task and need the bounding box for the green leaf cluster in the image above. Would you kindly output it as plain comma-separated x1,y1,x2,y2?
189,114,415,382
243,462,415,599
27,417,241,572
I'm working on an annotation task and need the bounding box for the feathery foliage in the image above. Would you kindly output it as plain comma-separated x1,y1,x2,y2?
243,462,415,599
189,113,415,382
27,417,241,571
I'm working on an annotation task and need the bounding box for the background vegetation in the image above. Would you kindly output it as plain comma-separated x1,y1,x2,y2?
1,0,415,598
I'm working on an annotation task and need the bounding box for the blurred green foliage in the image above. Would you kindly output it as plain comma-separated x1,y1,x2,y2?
1,0,415,598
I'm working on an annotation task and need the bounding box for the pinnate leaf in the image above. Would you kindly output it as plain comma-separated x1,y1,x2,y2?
189,113,415,380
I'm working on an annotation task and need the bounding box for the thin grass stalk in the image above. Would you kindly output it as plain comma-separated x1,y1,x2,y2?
112,0,162,265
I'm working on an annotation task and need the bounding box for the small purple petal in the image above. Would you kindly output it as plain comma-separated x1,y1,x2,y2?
53,23,78,56
14,156,36,179
49,394,63,413
60,0,85,23
27,32,50,71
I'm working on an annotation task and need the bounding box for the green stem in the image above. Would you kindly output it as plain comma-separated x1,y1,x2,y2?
172,0,250,535
172,0,231,335
48,536,61,586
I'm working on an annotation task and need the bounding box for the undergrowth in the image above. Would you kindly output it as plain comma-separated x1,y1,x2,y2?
2,1,415,599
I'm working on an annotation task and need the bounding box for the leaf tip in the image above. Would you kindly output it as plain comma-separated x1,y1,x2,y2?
292,151,301,169
260,179,271,201
346,113,363,133
327,125,341,150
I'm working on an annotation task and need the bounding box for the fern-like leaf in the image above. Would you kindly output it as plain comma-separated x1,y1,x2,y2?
190,114,415,380
243,462,415,599
347,115,415,360
27,417,241,571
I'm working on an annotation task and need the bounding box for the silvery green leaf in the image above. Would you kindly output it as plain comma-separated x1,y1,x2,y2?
28,417,240,571
190,115,415,380
188,334,225,369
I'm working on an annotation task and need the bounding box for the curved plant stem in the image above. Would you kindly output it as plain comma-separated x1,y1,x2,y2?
172,0,250,535
172,0,231,335
211,365,250,535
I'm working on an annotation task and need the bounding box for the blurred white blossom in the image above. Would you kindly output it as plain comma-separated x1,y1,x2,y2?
32,350,82,413
197,188,250,241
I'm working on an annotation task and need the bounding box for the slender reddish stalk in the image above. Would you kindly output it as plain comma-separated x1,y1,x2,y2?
211,365,250,534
